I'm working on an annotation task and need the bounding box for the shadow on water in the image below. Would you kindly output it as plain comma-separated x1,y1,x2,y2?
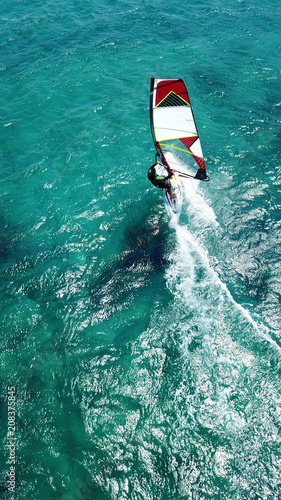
88,206,172,320
0,216,24,268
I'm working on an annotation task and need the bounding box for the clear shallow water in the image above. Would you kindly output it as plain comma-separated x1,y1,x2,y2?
1,0,281,499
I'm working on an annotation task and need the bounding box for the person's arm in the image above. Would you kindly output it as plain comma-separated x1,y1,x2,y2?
165,170,173,180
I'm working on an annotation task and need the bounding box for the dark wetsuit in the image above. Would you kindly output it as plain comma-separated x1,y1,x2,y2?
147,162,173,189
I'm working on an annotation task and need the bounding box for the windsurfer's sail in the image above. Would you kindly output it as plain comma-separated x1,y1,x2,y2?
150,77,209,181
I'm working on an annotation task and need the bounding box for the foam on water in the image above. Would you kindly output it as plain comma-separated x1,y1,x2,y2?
160,183,281,497
167,179,281,356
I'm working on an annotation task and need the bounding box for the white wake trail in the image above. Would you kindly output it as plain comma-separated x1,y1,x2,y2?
167,180,281,355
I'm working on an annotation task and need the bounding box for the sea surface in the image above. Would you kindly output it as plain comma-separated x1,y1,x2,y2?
1,0,281,499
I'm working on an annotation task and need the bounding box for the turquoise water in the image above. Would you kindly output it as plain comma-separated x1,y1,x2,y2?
1,0,281,498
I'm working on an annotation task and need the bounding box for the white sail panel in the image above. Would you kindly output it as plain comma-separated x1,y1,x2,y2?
153,107,197,142
190,139,203,158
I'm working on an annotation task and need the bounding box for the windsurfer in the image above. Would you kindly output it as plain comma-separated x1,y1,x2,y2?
147,160,176,198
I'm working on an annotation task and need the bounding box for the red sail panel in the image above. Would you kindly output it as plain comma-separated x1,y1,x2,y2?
180,136,198,149
194,155,206,169
154,79,190,107
180,137,206,170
